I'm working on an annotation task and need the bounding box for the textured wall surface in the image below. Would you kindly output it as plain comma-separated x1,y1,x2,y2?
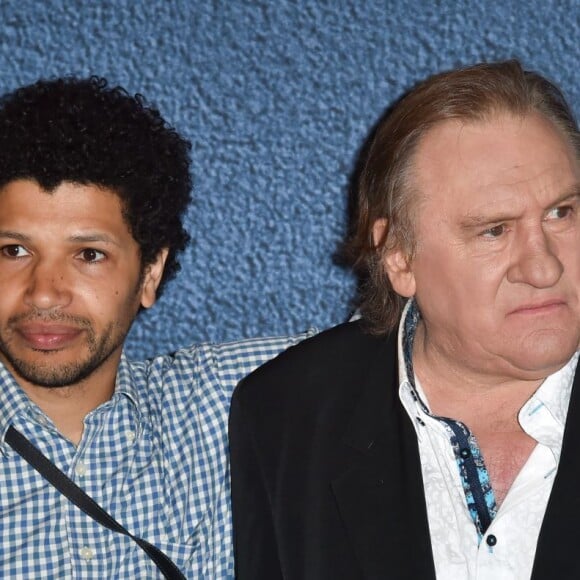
0,0,578,359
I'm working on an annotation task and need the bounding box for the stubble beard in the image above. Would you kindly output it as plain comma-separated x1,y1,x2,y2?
0,312,131,389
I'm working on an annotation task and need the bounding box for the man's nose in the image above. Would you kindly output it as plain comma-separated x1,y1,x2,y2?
506,228,563,288
23,259,73,310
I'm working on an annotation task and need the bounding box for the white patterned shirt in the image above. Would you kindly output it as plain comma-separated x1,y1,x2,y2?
397,300,578,580
0,332,313,579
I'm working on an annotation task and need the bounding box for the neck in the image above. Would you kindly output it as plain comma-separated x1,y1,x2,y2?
412,322,543,426
17,363,119,446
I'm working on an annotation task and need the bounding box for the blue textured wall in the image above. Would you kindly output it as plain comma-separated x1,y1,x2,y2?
0,0,578,358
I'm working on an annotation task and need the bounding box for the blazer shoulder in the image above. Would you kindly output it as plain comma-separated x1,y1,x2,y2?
256,319,382,369
235,320,395,404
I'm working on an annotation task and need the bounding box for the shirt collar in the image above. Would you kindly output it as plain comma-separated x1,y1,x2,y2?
0,351,142,454
518,351,578,460
397,299,431,440
397,298,420,389
114,353,142,409
397,298,579,454
0,361,35,448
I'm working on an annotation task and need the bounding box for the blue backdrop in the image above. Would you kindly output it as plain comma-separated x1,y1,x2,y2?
0,0,578,359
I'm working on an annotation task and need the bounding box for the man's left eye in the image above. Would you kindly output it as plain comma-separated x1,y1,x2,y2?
546,206,572,220
481,224,506,238
78,249,106,262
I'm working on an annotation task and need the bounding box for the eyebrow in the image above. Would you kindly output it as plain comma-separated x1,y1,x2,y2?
0,230,31,242
68,233,121,247
0,230,121,247
460,186,580,231
553,184,580,205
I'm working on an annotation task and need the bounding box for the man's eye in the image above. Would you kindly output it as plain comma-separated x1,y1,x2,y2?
546,206,573,220
481,224,506,238
78,248,106,263
1,244,30,258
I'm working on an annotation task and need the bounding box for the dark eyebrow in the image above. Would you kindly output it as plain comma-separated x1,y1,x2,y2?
68,233,120,247
0,230,31,242
0,230,122,248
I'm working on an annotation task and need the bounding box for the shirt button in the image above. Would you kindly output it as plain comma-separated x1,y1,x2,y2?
486,534,497,547
75,461,87,477
460,448,471,459
126,430,136,443
79,546,94,561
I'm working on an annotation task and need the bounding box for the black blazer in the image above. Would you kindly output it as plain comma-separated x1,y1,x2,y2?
229,320,580,579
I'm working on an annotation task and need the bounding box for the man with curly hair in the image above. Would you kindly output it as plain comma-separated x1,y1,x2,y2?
0,76,309,579
230,61,580,579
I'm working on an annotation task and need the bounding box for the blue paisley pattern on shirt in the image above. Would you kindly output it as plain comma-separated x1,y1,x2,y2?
402,300,497,539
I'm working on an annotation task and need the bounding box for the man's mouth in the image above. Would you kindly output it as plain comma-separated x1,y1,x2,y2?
509,299,567,316
16,324,84,351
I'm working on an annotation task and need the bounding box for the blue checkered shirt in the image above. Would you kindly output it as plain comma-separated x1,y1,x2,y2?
0,333,312,578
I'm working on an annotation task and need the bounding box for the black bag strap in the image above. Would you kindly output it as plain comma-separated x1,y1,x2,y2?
5,425,186,580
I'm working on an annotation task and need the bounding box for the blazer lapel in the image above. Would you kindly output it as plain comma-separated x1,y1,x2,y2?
331,334,436,580
531,366,580,579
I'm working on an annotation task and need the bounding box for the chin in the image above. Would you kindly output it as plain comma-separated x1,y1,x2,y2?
511,338,578,377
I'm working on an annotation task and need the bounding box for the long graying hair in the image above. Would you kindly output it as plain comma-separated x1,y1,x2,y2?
347,60,579,334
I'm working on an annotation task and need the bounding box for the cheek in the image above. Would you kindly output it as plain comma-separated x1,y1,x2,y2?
562,244,580,281
75,283,138,318
412,245,467,294
413,250,507,320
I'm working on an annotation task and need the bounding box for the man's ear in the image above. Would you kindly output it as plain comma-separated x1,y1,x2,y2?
140,248,169,309
372,218,416,298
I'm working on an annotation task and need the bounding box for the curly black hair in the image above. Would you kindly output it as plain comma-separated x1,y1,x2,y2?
0,76,192,299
